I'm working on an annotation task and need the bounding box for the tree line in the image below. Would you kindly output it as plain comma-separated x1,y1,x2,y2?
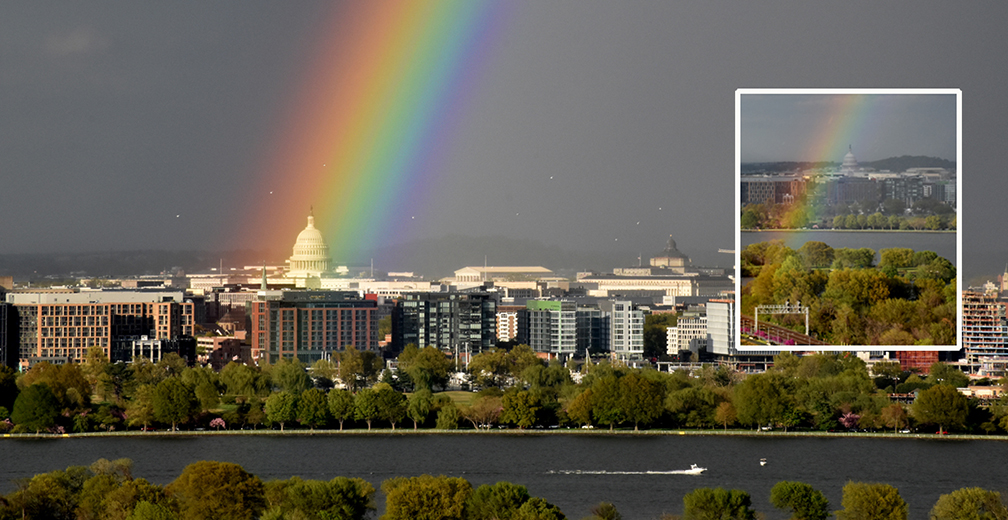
0,458,1004,520
3,345,1007,436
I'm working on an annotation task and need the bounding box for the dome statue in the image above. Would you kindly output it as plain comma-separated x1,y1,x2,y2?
286,211,331,278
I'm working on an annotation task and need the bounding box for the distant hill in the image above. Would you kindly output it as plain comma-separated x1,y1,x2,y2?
741,161,836,174
859,155,956,173
0,249,275,280
741,155,955,174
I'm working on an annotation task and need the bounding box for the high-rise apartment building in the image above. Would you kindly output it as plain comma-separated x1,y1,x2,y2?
598,300,643,360
249,290,378,365
391,292,497,357
7,290,195,368
526,300,577,357
962,288,1008,377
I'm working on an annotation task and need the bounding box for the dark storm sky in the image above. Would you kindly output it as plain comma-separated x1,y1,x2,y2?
1,2,1005,279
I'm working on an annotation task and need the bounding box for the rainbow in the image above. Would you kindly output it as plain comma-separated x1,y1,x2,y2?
242,1,509,261
756,94,901,227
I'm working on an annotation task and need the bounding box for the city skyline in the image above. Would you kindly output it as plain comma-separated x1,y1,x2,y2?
2,3,1008,283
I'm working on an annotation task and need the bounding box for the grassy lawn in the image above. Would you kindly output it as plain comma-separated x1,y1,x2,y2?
437,390,479,407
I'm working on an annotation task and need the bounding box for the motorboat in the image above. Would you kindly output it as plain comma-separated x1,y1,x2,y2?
760,458,767,466
683,464,706,475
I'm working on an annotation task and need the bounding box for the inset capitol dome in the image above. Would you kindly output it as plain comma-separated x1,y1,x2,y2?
841,145,858,174
286,212,330,278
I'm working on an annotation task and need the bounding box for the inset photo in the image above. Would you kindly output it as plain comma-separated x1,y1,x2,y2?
735,89,961,352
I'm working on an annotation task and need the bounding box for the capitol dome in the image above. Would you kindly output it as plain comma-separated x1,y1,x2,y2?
286,213,330,278
841,145,858,173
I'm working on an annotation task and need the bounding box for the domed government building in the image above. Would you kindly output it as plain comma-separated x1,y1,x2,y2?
286,212,331,282
841,145,859,175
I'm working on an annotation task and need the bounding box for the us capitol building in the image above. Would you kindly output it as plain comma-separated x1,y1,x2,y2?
285,212,332,283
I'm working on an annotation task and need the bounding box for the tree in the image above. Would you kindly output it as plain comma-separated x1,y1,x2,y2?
328,388,356,430
770,481,829,520
407,389,433,429
127,384,156,430
81,345,109,391
715,401,737,430
591,375,624,430
311,358,339,387
167,461,266,520
929,487,1008,520
398,345,453,391
926,362,970,389
644,313,677,360
0,365,19,412
6,465,91,519
914,385,968,433
466,481,531,520
879,248,914,269
152,378,199,431
798,241,835,269
271,358,312,394
734,373,789,429
501,389,541,429
376,386,407,430
683,487,756,520
339,347,382,392
514,497,566,520
880,404,908,434
461,395,503,430
264,391,298,431
220,362,267,398
262,475,375,520
354,388,381,430
381,475,471,520
297,388,330,430
620,372,664,430
436,403,461,430
194,380,220,411
566,388,594,427
11,383,61,433
156,353,189,378
468,348,511,388
836,482,907,520
20,361,91,410
127,501,179,520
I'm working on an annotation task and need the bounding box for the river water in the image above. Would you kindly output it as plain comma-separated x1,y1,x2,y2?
741,230,958,268
2,433,1006,519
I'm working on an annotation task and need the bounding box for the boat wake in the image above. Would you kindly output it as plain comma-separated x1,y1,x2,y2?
549,465,705,476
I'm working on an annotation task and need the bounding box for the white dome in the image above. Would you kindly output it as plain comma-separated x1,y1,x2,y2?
841,146,858,172
287,214,330,277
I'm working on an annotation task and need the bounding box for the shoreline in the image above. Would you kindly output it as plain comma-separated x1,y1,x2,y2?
4,428,1004,441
